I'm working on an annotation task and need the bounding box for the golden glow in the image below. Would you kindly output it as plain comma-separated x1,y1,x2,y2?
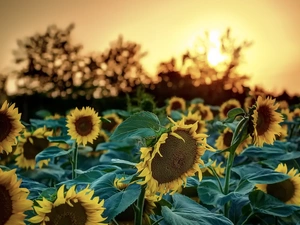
206,30,229,66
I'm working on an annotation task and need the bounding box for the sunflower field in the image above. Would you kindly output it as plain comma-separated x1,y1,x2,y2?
0,92,300,225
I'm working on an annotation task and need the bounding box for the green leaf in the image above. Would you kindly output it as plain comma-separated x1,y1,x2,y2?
19,164,66,181
232,164,290,184
249,190,300,217
224,108,245,123
35,146,72,162
35,109,52,118
241,141,300,160
58,171,103,188
197,180,242,206
160,194,233,225
103,183,141,222
48,135,73,145
110,111,162,141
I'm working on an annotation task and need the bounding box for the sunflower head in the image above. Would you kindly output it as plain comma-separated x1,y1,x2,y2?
292,108,300,120
114,177,129,190
29,184,107,225
0,101,24,154
215,127,251,156
136,120,212,198
256,163,300,205
180,110,207,134
219,99,241,119
101,113,123,133
277,100,289,110
66,107,101,146
15,127,54,170
276,124,288,141
281,108,293,121
166,96,186,116
87,129,109,157
0,168,32,225
188,103,214,121
251,96,283,147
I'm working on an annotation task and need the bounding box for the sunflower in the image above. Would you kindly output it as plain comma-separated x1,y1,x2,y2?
29,184,107,225
276,124,288,141
100,113,123,133
180,110,208,134
219,99,241,120
86,130,109,157
256,163,300,205
45,113,63,120
0,146,16,165
292,108,300,120
251,96,283,147
278,100,289,110
15,127,53,170
215,127,251,156
0,101,24,155
281,108,293,121
0,168,33,225
188,103,214,121
136,120,212,198
201,159,225,177
66,107,101,146
166,96,186,116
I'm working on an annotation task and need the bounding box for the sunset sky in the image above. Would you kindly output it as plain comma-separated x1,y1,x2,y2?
0,0,300,95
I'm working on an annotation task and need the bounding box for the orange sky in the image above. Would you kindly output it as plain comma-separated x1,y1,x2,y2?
0,0,300,95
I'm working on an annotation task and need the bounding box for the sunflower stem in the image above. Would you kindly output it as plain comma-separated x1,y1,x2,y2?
134,185,146,225
209,166,224,193
223,117,248,218
72,142,78,179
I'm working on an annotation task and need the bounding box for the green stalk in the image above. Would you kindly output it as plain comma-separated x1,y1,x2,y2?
223,118,248,218
134,186,146,225
240,212,254,225
72,142,78,179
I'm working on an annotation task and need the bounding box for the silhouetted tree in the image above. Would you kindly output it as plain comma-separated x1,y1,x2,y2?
0,74,8,103
86,35,151,98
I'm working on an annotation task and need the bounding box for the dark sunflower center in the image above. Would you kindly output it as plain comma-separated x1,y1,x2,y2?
0,112,13,142
102,118,117,132
75,116,93,136
45,200,87,225
200,109,208,120
170,101,183,111
223,131,233,147
23,137,49,160
185,119,197,125
151,130,198,184
223,104,235,117
266,179,295,203
256,106,272,135
89,135,106,150
0,185,13,225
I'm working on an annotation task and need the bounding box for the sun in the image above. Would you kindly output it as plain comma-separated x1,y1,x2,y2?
206,30,228,66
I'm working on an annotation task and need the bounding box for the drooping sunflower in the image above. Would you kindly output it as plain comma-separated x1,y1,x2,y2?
180,110,207,134
188,103,214,121
67,107,101,146
166,96,186,116
219,99,241,120
87,130,109,157
0,101,24,154
29,184,107,225
256,163,300,205
251,96,283,147
15,127,53,170
100,113,123,133
0,146,16,165
136,120,213,198
201,159,225,177
0,168,33,225
215,127,251,156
